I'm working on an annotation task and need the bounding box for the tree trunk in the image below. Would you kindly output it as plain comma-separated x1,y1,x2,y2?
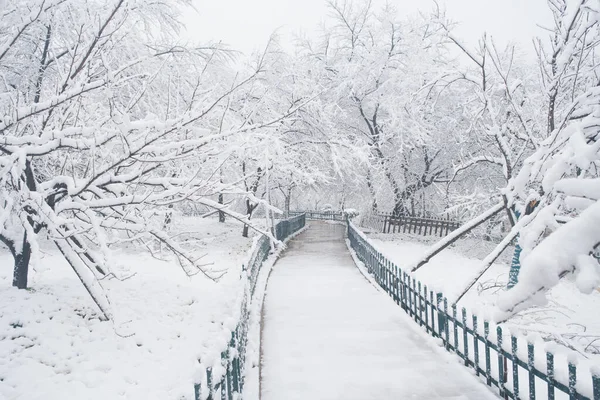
12,233,31,289
218,193,225,223
284,189,291,215
242,200,256,238
365,169,378,213
392,190,412,216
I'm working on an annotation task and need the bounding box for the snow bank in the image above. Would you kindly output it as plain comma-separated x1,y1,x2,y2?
0,216,253,400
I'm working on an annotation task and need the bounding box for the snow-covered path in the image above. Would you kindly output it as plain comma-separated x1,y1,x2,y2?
260,222,498,400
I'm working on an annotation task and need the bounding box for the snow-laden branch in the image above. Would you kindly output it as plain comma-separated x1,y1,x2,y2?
410,201,505,272
495,199,600,323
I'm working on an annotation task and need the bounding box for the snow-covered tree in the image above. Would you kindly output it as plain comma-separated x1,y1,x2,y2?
0,0,305,319
297,0,456,216
496,0,600,321
423,6,546,227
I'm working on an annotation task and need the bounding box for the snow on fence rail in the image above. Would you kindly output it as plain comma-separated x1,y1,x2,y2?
194,214,306,400
362,213,461,237
347,221,600,400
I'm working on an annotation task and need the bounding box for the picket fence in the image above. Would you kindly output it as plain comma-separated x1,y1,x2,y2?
347,220,600,400
362,212,461,237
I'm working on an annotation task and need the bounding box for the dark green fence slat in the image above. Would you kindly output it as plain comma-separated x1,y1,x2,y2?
511,335,519,398
424,285,429,332
436,293,444,339
430,291,436,337
527,342,535,400
547,352,555,400
406,273,412,317
484,321,492,386
452,304,459,356
230,332,240,394
462,308,469,367
418,282,424,327
412,278,418,324
194,383,201,400
206,367,213,400
498,326,505,398
444,298,450,350
405,273,410,315
569,362,577,400
592,369,600,400
394,265,400,305
473,315,480,377
220,376,226,400
398,268,405,309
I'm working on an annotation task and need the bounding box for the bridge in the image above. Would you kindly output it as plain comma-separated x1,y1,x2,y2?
194,212,600,400
260,221,495,399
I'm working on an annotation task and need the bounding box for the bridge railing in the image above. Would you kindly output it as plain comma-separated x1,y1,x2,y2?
287,210,346,221
347,221,600,400
194,213,306,400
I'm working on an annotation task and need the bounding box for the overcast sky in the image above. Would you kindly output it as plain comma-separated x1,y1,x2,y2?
183,0,552,55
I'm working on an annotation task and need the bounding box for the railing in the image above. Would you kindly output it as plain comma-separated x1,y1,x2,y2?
194,213,306,400
362,212,460,237
287,210,346,221
347,221,600,400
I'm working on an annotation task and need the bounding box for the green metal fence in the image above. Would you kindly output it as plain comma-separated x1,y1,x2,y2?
347,221,600,400
287,210,346,221
194,214,306,400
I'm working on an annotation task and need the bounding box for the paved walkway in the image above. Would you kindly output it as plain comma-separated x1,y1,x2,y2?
260,221,497,400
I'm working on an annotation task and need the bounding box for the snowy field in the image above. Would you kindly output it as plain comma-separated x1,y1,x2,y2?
0,216,255,400
365,231,600,362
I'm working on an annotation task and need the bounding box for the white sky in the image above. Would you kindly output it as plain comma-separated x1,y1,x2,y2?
183,0,553,56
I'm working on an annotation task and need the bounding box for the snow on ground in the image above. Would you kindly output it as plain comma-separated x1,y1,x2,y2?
365,231,600,361
261,222,497,400
0,215,255,400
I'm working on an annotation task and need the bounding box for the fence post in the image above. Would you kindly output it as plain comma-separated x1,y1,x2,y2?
462,308,469,366
399,269,406,310
497,326,506,398
435,292,446,342
206,367,214,400
484,321,492,386
473,314,479,376
444,297,450,349
592,368,600,400
568,361,577,400
511,335,519,398
429,291,436,335
452,304,459,353
230,332,240,394
547,351,555,400
194,383,201,400
527,342,535,400
423,284,429,331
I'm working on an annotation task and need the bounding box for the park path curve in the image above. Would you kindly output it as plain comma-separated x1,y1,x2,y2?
260,221,497,400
